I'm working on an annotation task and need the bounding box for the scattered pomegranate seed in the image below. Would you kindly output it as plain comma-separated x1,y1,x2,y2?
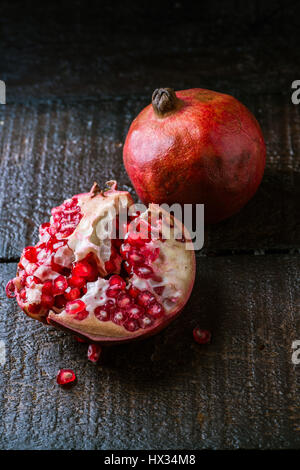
74,336,87,343
56,369,76,386
5,279,15,298
193,327,212,344
23,246,38,262
87,344,102,363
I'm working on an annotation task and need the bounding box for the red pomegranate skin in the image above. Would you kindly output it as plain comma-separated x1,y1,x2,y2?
123,88,266,223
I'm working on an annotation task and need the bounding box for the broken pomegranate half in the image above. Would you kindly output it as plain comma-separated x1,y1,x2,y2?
6,181,195,344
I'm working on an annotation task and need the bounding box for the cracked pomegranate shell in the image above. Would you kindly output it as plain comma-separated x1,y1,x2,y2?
6,181,195,344
123,87,266,224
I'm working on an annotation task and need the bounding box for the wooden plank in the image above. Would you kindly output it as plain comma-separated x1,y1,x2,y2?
0,255,299,449
1,1,299,100
0,94,299,260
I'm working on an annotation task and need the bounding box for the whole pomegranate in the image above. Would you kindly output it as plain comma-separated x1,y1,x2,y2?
6,182,195,344
123,88,266,223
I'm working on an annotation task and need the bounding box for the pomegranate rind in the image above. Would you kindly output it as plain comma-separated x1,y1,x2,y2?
9,182,196,345
48,204,195,343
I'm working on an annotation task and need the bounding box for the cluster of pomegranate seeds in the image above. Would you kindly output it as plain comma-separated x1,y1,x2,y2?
93,217,165,332
87,344,102,363
56,369,76,386
193,327,212,345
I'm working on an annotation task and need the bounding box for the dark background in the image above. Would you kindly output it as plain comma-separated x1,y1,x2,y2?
0,0,299,449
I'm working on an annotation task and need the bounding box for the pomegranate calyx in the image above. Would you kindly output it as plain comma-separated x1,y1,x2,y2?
152,88,181,117
90,182,103,198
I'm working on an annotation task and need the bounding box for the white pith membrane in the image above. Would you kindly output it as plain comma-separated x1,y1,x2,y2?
7,182,195,341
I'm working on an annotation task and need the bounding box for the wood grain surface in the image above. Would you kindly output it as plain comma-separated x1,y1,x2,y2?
1,256,299,449
0,0,299,450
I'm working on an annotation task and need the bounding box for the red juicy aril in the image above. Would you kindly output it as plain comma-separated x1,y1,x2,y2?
123,87,266,224
6,181,195,344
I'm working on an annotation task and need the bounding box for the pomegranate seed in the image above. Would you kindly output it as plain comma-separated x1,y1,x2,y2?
120,243,131,259
109,275,126,290
138,315,153,329
19,289,27,301
75,309,89,321
128,285,140,299
128,249,144,265
73,260,98,281
105,259,116,274
26,263,38,275
42,281,53,294
74,336,87,343
193,327,211,345
28,303,41,314
105,299,116,312
87,344,102,363
127,305,145,319
64,287,81,301
147,301,164,318
126,231,147,247
5,279,15,298
41,293,54,308
23,246,37,262
124,319,139,332
39,222,50,236
56,369,76,386
66,299,86,315
112,310,128,325
123,261,132,273
137,290,155,307
117,292,132,309
54,294,67,309
112,238,123,249
129,210,141,220
94,306,111,322
106,288,121,298
25,275,41,288
53,275,68,295
134,264,153,279
153,286,165,296
68,275,86,289
81,285,87,294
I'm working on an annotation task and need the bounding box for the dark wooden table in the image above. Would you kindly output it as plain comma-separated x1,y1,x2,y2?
0,1,299,449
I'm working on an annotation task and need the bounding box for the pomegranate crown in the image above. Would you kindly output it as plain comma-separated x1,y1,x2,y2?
152,88,180,117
